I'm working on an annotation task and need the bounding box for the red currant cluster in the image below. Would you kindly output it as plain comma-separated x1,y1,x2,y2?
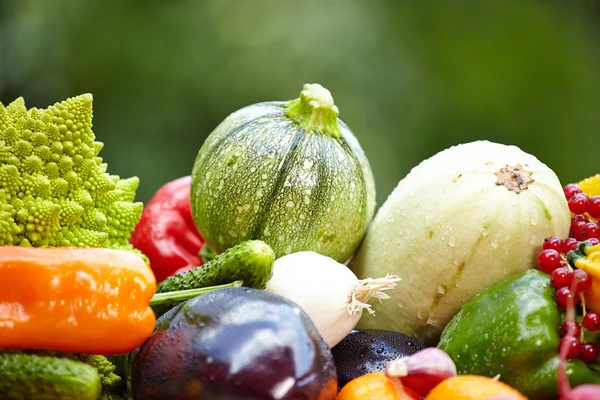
564,183,600,241
536,182,600,363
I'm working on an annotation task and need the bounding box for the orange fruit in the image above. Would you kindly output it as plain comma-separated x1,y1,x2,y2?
336,372,419,400
424,375,527,400
577,174,600,198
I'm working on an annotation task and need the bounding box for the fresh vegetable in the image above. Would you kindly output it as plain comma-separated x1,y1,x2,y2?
350,140,571,344
72,354,122,399
331,329,425,390
190,83,376,263
130,176,205,283
423,375,527,400
438,269,600,399
149,280,243,317
386,348,457,398
264,251,400,348
155,240,275,294
0,94,144,256
0,353,101,400
131,287,338,400
335,372,419,400
0,246,156,355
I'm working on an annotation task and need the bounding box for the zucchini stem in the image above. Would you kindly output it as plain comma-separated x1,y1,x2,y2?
285,83,342,138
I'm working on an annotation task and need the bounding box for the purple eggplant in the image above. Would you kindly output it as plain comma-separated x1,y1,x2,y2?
331,329,425,389
131,287,337,400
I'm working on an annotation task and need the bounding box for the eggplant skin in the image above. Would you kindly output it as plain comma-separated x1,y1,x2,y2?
331,329,425,390
131,287,337,400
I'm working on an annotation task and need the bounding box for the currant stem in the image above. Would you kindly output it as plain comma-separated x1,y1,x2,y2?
581,294,587,343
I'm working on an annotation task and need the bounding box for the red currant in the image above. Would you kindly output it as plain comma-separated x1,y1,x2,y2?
569,193,590,215
564,184,582,201
572,221,589,241
563,238,580,253
543,236,563,252
580,343,599,363
551,267,573,289
580,222,600,240
572,214,590,224
583,312,600,332
560,335,583,358
572,269,592,292
589,238,600,246
537,249,563,273
560,320,581,337
589,196,600,219
556,286,580,309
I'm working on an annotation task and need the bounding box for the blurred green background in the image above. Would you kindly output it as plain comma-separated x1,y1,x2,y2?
1,0,599,205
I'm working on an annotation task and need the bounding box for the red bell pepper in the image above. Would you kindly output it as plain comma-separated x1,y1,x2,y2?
131,176,205,283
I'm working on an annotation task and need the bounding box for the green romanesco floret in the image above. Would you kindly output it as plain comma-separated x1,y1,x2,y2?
0,94,143,254
72,354,122,398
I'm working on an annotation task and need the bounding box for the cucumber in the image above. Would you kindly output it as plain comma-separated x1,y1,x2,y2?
156,240,275,294
0,353,101,400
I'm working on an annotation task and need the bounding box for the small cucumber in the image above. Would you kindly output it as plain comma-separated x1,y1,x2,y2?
0,353,101,400
156,240,275,294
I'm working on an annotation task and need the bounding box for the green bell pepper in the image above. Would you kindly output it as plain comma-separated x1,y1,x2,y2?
438,269,600,400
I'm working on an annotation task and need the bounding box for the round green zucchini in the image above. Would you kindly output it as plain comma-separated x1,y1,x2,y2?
191,83,376,263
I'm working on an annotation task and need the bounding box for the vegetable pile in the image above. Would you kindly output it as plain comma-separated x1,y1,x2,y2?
2,85,600,400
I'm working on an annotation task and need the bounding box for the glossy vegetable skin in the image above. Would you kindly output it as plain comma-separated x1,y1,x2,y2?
438,269,600,399
331,329,425,390
0,246,156,354
130,176,205,283
131,287,338,400
191,83,376,263
0,353,101,400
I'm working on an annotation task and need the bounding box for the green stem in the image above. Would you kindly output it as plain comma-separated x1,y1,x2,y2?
285,83,342,138
149,280,243,306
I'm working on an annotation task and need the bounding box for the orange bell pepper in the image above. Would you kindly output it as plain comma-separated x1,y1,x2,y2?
0,247,156,355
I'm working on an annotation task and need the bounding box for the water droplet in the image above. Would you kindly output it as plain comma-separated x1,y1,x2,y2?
490,239,499,249
417,309,424,320
437,285,446,295
531,216,538,226
448,237,456,247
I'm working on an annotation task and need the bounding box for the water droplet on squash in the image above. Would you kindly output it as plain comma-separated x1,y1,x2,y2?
437,285,446,295
490,239,499,248
448,237,456,247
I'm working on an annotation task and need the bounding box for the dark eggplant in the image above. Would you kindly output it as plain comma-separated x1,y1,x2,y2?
131,287,337,400
331,329,425,390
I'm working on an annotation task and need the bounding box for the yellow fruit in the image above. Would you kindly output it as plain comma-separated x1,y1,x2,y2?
424,375,527,400
577,174,600,198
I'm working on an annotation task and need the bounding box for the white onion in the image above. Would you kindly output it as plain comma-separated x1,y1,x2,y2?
265,251,400,348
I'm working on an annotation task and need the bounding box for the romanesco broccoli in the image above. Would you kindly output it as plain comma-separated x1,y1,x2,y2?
72,354,122,398
0,94,142,250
